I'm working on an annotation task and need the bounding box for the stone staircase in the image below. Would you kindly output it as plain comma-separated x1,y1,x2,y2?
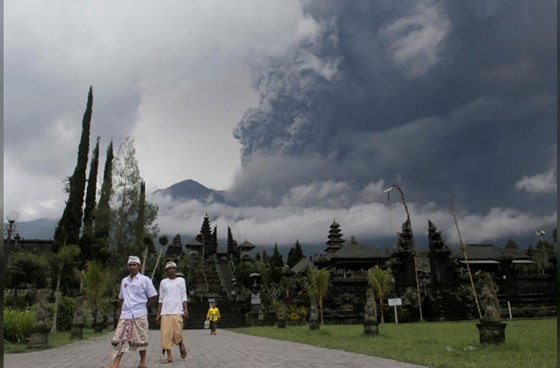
437,293,470,321
185,260,248,329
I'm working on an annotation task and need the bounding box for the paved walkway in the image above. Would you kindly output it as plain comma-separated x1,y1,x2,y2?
5,329,427,368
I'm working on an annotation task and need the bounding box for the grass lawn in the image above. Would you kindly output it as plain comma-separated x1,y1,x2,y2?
4,329,110,354
231,318,557,368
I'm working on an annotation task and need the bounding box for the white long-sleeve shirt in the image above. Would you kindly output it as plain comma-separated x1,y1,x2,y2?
158,277,188,315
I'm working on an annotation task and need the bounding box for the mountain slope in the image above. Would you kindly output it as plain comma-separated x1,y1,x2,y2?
153,179,230,204
7,218,57,240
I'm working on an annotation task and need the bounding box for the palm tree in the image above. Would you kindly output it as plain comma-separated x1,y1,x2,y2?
306,267,330,325
367,266,393,324
51,243,80,333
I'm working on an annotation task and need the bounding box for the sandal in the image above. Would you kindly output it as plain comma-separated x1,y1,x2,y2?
179,342,187,359
161,358,173,364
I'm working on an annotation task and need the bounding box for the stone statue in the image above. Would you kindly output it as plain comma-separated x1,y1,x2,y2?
70,297,86,339
309,300,318,321
363,289,379,335
476,272,506,344
257,304,265,326
309,299,319,330
250,291,261,305
479,272,501,322
364,289,377,322
29,289,51,347
276,302,287,328
72,297,86,326
34,289,50,328
251,284,261,313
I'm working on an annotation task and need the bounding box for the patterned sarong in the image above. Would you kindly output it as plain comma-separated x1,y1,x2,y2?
160,314,184,349
111,315,149,358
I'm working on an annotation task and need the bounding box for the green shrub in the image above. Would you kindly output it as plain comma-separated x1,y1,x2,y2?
49,296,78,331
397,287,420,323
287,305,307,322
3,307,34,343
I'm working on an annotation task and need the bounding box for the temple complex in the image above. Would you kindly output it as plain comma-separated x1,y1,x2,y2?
158,213,555,327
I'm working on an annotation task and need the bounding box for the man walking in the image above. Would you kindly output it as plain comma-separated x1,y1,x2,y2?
103,256,158,368
156,261,188,363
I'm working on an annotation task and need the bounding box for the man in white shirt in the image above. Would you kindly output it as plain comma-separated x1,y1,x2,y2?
104,255,158,368
156,261,188,363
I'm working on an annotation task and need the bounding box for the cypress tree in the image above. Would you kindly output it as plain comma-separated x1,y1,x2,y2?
135,181,146,253
261,250,269,264
227,227,238,257
271,243,284,268
287,239,304,268
504,239,519,250
79,136,100,262
53,86,93,252
93,140,114,264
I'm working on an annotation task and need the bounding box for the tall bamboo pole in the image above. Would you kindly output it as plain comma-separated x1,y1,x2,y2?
151,245,166,280
448,193,481,319
385,184,423,322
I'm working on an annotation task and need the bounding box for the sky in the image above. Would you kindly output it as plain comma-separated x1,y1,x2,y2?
4,0,557,251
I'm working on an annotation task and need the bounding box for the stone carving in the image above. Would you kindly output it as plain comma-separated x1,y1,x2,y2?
276,303,286,328
479,273,501,322
70,297,86,339
364,289,377,322
363,288,379,335
309,300,319,330
476,272,506,344
29,289,50,347
72,297,86,325
34,289,50,328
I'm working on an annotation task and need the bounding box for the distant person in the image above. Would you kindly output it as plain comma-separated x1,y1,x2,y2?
103,256,158,368
206,302,221,335
156,261,188,363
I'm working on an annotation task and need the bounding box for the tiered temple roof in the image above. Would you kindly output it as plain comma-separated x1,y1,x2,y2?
166,234,184,258
325,219,345,254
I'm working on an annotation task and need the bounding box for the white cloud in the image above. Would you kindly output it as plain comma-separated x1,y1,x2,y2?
151,182,557,250
514,166,557,194
4,161,66,221
445,207,557,244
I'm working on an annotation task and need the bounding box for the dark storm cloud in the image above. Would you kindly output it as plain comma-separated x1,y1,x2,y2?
231,0,556,215
6,0,555,247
